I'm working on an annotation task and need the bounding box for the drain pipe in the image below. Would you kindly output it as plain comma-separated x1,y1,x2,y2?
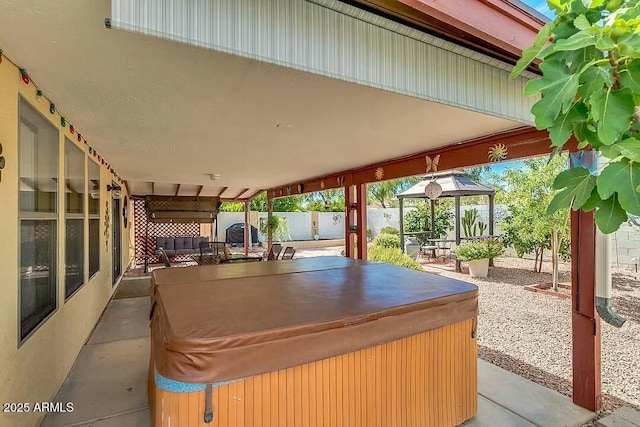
595,229,626,327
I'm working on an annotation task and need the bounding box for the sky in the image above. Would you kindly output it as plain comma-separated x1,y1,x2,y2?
521,0,555,18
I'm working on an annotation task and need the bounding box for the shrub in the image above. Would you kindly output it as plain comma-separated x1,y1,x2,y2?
372,233,401,249
368,246,423,271
456,238,504,261
379,226,399,235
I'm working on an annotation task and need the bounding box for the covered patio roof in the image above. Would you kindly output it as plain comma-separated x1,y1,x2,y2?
0,0,536,201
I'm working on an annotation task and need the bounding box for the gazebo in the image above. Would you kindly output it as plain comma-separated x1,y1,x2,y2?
396,170,496,271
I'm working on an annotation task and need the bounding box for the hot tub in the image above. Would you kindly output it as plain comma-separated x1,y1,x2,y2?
149,258,478,426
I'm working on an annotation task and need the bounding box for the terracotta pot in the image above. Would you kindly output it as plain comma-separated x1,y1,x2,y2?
467,258,489,278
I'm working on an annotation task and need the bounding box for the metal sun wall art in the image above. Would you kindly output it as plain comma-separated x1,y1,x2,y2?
375,167,384,181
488,143,508,162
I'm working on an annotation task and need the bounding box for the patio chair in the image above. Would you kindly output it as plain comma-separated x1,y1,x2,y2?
264,243,283,261
200,241,226,257
158,248,172,267
281,247,296,260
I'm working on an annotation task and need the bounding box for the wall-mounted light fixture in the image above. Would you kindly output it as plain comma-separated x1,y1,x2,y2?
106,184,122,199
90,187,100,200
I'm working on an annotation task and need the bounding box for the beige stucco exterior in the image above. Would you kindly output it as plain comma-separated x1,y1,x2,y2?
0,59,131,427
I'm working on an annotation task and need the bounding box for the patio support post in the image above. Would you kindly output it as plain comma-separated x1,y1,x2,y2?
399,197,405,252
454,195,461,272
244,200,250,255
355,183,367,260
571,207,602,411
267,196,273,249
489,194,495,267
345,185,356,258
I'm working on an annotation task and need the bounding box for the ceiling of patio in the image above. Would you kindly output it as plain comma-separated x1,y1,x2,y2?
0,0,523,199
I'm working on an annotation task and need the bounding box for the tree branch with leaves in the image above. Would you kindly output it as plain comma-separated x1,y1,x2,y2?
511,0,640,234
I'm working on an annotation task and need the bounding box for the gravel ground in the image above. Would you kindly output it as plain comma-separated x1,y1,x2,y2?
422,256,640,413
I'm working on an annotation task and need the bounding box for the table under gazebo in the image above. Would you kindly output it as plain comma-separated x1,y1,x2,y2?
396,170,496,272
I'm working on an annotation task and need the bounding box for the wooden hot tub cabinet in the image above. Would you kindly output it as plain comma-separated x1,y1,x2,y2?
149,258,478,426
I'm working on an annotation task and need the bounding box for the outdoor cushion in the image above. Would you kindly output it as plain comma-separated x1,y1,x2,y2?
192,236,210,252
155,237,176,255
156,237,175,252
174,237,193,252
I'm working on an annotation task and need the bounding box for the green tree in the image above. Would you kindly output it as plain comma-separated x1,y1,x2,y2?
302,190,345,212
403,201,454,245
249,192,304,212
511,0,640,234
498,155,571,288
367,178,419,208
219,202,244,212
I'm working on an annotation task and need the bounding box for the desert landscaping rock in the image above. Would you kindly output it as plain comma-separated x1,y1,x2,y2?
422,256,640,412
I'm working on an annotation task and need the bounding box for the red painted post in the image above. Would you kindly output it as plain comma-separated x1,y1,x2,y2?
345,185,355,258
356,184,367,260
571,208,602,412
244,201,250,255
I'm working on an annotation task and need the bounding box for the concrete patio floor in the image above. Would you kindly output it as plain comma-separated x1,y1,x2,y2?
42,276,595,427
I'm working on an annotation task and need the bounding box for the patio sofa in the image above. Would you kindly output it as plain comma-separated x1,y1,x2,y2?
155,236,211,256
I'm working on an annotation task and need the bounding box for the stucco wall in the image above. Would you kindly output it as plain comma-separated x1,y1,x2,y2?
0,59,129,427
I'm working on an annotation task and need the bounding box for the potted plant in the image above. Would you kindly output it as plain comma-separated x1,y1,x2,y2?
455,238,504,278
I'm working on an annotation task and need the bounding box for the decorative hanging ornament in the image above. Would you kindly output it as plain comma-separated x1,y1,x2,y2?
19,68,29,84
297,183,303,193
320,180,325,190
69,125,74,134
0,49,3,65
49,102,55,115
488,143,508,162
89,147,93,154
424,180,442,200
77,133,82,142
36,89,43,103
61,117,66,127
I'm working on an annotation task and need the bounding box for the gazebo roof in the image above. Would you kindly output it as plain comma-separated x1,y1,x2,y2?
396,170,495,198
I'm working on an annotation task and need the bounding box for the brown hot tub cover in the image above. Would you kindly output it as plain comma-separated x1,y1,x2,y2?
152,259,478,384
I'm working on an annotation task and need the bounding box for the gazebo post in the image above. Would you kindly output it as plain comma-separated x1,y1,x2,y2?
489,193,495,267
430,199,436,239
399,197,404,252
454,195,461,272
244,200,250,255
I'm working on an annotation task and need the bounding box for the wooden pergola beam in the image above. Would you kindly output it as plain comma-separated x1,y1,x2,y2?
216,187,228,198
266,127,573,198
175,184,181,196
196,185,204,197
151,181,155,195
234,188,250,200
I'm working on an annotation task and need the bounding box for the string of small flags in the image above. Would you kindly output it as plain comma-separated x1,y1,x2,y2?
0,48,123,183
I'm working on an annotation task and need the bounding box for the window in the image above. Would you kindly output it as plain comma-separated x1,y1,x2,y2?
19,98,58,341
65,139,85,298
88,159,100,278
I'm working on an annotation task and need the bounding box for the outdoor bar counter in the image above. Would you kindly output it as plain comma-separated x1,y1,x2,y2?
149,257,478,426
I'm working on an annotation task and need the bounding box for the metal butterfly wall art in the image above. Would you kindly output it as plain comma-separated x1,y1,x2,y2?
425,155,440,174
